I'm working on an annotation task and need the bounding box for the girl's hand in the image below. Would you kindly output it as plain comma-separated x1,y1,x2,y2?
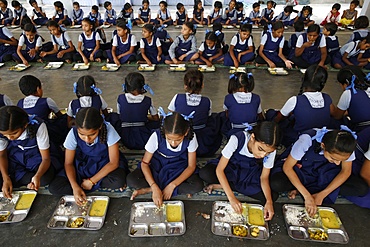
113,58,120,66
58,20,62,25
206,61,213,67
303,41,313,48
312,193,325,206
230,197,242,214
73,187,87,206
57,51,64,58
27,175,40,191
146,60,153,66
151,184,163,207
39,51,46,57
22,59,29,67
179,54,186,61
89,54,94,62
264,201,274,221
81,179,93,190
28,49,36,57
83,57,89,65
304,194,317,217
172,58,179,64
157,56,161,62
268,61,276,68
2,177,13,199
285,60,293,69
163,183,176,200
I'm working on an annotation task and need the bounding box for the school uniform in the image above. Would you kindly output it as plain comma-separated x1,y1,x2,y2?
176,10,187,25
126,130,203,196
118,11,134,22
273,11,292,26
117,93,158,150
168,93,222,157
12,33,42,63
88,12,103,26
245,10,260,24
325,35,340,58
260,8,273,26
154,9,173,26
284,31,304,59
221,7,237,24
31,7,48,25
332,40,363,67
208,9,222,24
154,28,172,56
0,119,62,187
224,33,255,66
48,122,128,195
53,8,71,26
235,9,245,24
255,32,285,67
0,27,16,62
167,34,197,61
107,34,137,64
0,7,13,25
348,29,370,66
192,7,207,24
72,9,84,25
296,12,312,25
105,9,117,25
291,33,328,69
67,95,108,118
222,92,261,137
74,31,103,61
200,131,277,199
139,36,164,64
337,87,370,131
13,7,28,25
0,94,13,107
196,42,223,63
43,31,74,62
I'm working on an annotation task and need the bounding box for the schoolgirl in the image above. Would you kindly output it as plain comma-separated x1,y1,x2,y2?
154,1,173,26
136,0,153,25
0,0,13,26
103,1,117,25
52,1,71,26
207,1,222,25
196,31,223,66
191,0,207,25
12,23,42,65
0,25,17,62
29,0,48,26
11,1,29,26
221,0,237,25
138,24,164,65
260,1,275,26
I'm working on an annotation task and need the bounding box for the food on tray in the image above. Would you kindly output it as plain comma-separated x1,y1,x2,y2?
214,204,245,223
250,227,260,237
15,193,36,210
166,204,182,222
0,212,10,222
308,229,328,241
89,200,108,217
248,207,265,226
232,225,248,237
285,206,320,227
56,203,75,216
101,65,108,71
68,217,85,228
319,210,341,229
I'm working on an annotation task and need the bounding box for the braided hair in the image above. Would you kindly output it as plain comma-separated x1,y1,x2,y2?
228,72,255,94
0,106,37,139
315,129,356,155
337,65,369,90
299,65,328,94
75,107,107,144
75,75,98,97
160,112,194,140
183,69,203,94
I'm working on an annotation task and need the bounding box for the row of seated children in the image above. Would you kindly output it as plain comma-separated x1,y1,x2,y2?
1,65,370,212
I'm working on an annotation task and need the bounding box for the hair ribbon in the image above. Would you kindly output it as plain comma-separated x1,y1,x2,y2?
73,82,77,93
267,24,272,33
205,29,210,34
28,115,39,125
122,83,126,92
340,125,357,140
214,30,221,36
242,122,253,131
143,84,154,95
229,73,237,79
158,107,173,119
311,127,328,143
181,111,195,121
91,85,102,95
345,75,357,94
247,72,253,78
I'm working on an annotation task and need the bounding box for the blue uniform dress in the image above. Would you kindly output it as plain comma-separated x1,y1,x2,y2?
0,8,13,25
43,32,74,62
72,9,84,25
117,94,159,150
13,7,28,25
206,131,266,196
138,130,195,196
284,32,303,59
224,33,255,65
208,9,222,24
176,11,186,25
222,92,260,137
332,41,362,68
137,8,152,23
60,125,128,191
0,94,5,107
105,9,117,25
301,33,323,64
88,12,103,26
32,7,48,25
260,8,273,26
192,8,207,24
196,42,223,64
342,88,370,131
0,27,16,62
168,35,197,61
346,127,370,208
171,93,222,157
222,7,237,24
154,29,172,56
258,32,285,66
54,9,71,26
107,34,136,64
325,36,340,59
1,119,62,184
153,9,173,26
12,34,40,62
70,95,103,117
81,31,102,59
273,12,292,26
141,36,164,64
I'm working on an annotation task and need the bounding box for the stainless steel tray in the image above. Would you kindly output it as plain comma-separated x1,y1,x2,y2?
282,204,349,244
128,201,186,237
44,62,63,70
0,190,37,224
47,195,109,230
211,201,270,240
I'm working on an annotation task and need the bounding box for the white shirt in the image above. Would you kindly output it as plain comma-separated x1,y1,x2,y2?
157,9,171,20
51,32,71,46
339,41,364,58
280,92,325,117
1,94,13,106
296,34,326,48
138,8,150,16
18,35,43,48
168,93,212,116
208,9,221,18
117,93,157,115
176,9,188,20
337,88,370,110
291,133,355,161
0,27,13,39
31,8,44,17
221,132,276,169
145,131,198,154
21,95,59,113
67,95,108,117
64,122,120,149
223,92,262,114
78,32,101,43
364,146,370,161
260,33,285,48
140,36,161,48
112,34,137,47
54,9,68,18
0,122,49,151
230,35,253,46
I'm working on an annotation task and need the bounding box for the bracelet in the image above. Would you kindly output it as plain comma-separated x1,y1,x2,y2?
141,159,150,165
88,178,96,186
149,181,156,187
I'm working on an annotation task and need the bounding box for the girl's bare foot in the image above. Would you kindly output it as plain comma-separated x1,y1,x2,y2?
65,59,72,64
203,184,223,194
130,187,151,200
288,190,298,199
95,58,101,62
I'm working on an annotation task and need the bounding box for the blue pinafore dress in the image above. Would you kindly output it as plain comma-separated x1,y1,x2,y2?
176,11,186,25
261,32,284,64
300,33,322,64
70,95,103,117
198,42,223,62
141,36,163,64
224,33,254,65
107,34,135,63
0,94,5,107
33,7,48,25
73,9,83,25
222,8,236,24
346,89,370,131
0,27,16,62
12,34,40,62
81,31,101,59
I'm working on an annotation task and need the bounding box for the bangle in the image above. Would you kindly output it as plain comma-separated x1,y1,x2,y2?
88,178,96,186
149,181,156,187
141,159,150,165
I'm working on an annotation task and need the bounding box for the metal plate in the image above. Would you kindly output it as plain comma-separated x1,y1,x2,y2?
72,63,90,71
268,68,289,76
47,196,109,230
198,65,216,73
211,201,270,240
8,64,31,72
0,63,4,67
0,190,37,224
128,201,186,237
229,66,246,74
101,64,120,72
44,62,64,70
70,25,81,29
168,64,187,72
282,204,349,244
138,64,156,72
